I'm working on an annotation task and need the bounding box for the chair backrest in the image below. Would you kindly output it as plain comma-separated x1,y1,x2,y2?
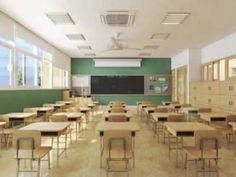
0,115,10,128
195,130,222,159
107,115,128,122
110,108,125,113
49,115,68,122
103,130,132,159
43,104,53,108
13,130,41,149
167,114,185,122
155,107,168,113
181,104,192,108
171,101,180,104
23,108,36,113
198,107,212,113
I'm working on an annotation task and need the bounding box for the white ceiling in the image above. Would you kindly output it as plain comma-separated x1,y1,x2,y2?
0,0,236,58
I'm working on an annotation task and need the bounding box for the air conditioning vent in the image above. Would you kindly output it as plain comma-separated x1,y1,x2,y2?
46,12,75,25
151,33,170,40
161,12,190,25
144,45,159,50
78,45,92,50
100,11,136,26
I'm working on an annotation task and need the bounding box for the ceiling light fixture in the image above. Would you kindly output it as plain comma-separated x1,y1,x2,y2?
46,12,75,25
161,13,190,25
150,33,170,40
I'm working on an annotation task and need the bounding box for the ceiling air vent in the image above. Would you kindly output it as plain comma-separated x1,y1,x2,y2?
161,12,190,25
150,33,170,40
46,12,75,25
144,45,159,50
78,45,92,50
100,10,136,26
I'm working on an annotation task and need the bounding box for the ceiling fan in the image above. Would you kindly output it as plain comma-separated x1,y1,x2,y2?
101,32,142,52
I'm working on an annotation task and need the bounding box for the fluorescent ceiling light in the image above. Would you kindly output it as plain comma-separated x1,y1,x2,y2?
66,34,85,40
139,53,151,56
94,58,142,67
78,45,92,50
143,45,159,50
161,13,190,25
85,53,96,56
151,33,170,40
46,13,75,25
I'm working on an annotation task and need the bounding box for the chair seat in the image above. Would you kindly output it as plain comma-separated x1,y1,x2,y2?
183,146,217,159
16,146,52,159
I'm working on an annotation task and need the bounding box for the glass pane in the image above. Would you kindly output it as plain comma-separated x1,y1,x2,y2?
25,56,37,86
203,65,207,80
53,67,61,87
208,64,213,80
0,46,11,86
17,53,24,86
42,60,52,88
213,62,218,80
16,38,38,55
219,60,225,80
228,58,236,78
38,60,42,86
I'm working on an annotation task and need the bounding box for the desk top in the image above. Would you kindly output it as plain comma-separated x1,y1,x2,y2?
96,122,140,132
53,112,84,118
21,122,71,132
199,112,228,121
144,107,156,112
164,122,215,136
103,112,132,118
181,107,198,112
6,112,36,118
0,122,6,126
79,107,91,111
151,112,182,118
56,101,73,104
35,107,54,112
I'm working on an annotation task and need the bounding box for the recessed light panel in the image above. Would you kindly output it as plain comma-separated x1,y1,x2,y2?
85,53,96,57
78,45,92,50
151,33,170,40
139,53,151,56
66,34,86,40
161,13,190,25
46,13,75,25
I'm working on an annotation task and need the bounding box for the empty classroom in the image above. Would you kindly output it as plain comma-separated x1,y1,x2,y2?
0,1,236,177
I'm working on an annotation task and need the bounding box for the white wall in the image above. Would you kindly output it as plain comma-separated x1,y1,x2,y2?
171,49,189,69
201,32,236,63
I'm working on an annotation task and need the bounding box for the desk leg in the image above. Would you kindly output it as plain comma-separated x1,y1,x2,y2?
57,135,59,167
75,121,78,141
65,132,67,157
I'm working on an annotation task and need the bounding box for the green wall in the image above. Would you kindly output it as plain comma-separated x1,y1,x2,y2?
0,89,64,114
71,58,171,105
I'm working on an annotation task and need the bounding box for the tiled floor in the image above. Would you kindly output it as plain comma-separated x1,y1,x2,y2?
1,106,236,177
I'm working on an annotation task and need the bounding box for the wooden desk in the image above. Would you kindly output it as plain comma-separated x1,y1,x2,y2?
151,112,182,122
107,107,128,113
56,101,73,105
53,112,84,141
21,122,70,167
199,112,228,122
181,107,198,121
162,101,171,105
34,107,54,119
103,113,132,121
228,122,236,156
5,112,36,126
164,122,215,167
79,107,91,123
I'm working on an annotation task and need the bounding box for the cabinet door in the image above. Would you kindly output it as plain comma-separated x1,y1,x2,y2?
219,95,231,112
230,95,236,113
219,80,231,96
208,94,220,110
208,81,219,95
230,78,236,96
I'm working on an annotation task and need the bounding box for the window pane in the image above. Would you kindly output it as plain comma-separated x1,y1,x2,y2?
203,65,207,80
25,56,37,86
53,67,62,87
228,58,236,78
16,38,37,55
42,60,52,88
219,60,225,80
17,53,24,86
0,46,11,86
208,64,213,80
38,60,42,86
213,62,218,80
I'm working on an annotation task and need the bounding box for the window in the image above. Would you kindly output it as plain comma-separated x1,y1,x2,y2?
0,45,12,86
213,62,219,80
219,60,225,80
42,59,52,88
17,53,41,87
228,58,236,78
53,67,62,87
203,65,208,81
16,38,37,55
207,64,213,80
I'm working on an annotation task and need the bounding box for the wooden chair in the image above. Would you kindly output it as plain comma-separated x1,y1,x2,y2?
0,115,24,149
155,107,169,113
106,115,129,122
49,115,72,144
101,130,133,175
23,108,43,123
164,114,185,155
13,130,52,177
183,130,222,175
225,114,236,143
181,104,192,108
110,108,125,113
